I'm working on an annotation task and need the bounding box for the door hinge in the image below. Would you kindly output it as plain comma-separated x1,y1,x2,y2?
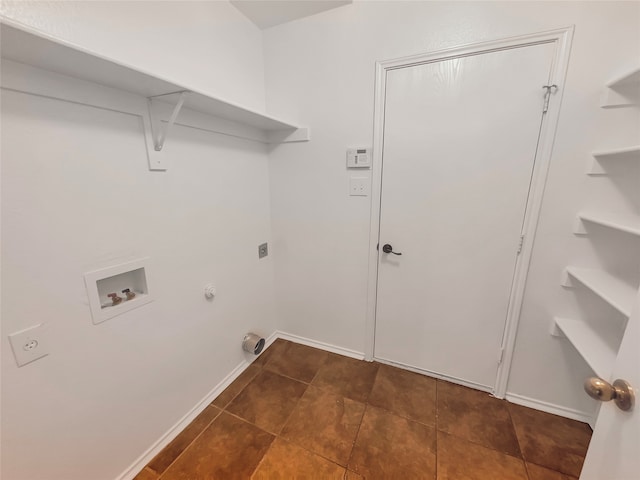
497,347,505,364
517,235,525,255
542,84,558,114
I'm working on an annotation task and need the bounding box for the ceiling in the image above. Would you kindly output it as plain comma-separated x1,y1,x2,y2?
230,0,352,30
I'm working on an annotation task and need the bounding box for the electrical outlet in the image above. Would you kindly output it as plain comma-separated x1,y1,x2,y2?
258,243,268,259
349,176,370,196
8,324,49,367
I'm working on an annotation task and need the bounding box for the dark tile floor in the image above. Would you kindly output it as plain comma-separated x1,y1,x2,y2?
136,339,592,480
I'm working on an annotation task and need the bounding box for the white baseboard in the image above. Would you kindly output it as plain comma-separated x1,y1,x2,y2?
374,358,595,425
116,331,279,480
275,330,365,360
505,392,595,425
373,356,493,394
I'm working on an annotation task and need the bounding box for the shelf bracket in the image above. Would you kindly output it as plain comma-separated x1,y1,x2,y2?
549,320,565,338
573,216,588,235
147,91,189,152
586,157,607,176
561,269,576,288
600,84,639,108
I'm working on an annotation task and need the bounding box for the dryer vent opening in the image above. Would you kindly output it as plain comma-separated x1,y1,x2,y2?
242,333,265,355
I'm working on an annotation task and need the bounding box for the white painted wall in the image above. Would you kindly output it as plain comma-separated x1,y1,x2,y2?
263,1,640,416
0,0,266,111
2,3,638,478
1,2,276,480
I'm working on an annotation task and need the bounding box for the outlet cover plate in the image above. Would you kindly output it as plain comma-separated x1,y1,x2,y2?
8,323,49,367
349,176,370,196
258,243,268,259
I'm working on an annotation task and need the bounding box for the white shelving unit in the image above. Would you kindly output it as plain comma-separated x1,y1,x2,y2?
555,63,640,393
601,65,640,108
587,145,640,175
563,267,637,318
576,211,640,237
554,317,617,379
0,19,309,142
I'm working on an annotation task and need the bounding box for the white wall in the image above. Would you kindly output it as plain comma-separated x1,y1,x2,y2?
2,3,638,478
0,0,266,111
263,1,640,416
1,2,276,480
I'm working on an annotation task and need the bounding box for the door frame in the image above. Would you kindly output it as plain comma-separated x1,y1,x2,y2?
364,27,574,398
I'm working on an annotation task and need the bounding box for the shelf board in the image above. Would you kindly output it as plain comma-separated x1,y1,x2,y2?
564,267,637,318
0,19,306,134
606,66,640,88
554,317,616,379
592,145,640,161
588,146,640,174
577,211,640,237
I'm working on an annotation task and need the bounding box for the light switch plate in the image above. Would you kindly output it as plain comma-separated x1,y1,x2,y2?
8,324,49,367
258,243,268,259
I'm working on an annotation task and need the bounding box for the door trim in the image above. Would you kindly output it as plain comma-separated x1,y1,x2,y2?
364,27,574,398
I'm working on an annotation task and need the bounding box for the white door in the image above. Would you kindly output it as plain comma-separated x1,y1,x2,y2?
580,290,639,479
375,43,555,389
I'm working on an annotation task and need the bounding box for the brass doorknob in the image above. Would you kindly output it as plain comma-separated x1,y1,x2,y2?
584,377,635,412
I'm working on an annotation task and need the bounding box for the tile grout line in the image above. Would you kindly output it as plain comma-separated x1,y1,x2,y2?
222,408,283,437
211,346,274,411
140,467,156,479
274,382,311,437
274,434,352,474
152,341,293,479
207,411,277,479
260,339,326,386
505,402,530,480
347,363,376,472
344,365,382,476
435,379,439,480
434,424,527,461
228,375,358,477
434,380,529,463
221,340,338,475
155,406,222,479
213,363,263,410
345,360,380,469
262,366,313,386
526,461,579,480
276,386,353,469
368,399,436,430
274,349,370,474
157,348,360,479
344,402,368,476
247,436,275,479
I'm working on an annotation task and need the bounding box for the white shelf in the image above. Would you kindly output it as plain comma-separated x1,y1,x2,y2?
606,66,640,88
601,66,640,108
577,211,640,237
0,19,307,137
587,146,640,175
564,267,637,318
593,145,640,161
554,317,617,379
